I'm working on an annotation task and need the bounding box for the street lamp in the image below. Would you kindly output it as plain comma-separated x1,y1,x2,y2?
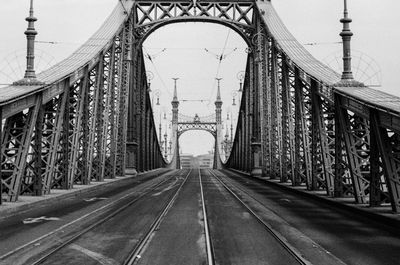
154,90,161,105
146,71,154,92
231,91,237,106
236,71,245,92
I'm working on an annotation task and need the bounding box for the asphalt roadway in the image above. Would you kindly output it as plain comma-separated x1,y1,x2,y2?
0,169,399,265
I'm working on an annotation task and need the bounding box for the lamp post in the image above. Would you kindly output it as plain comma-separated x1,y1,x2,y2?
146,71,154,92
164,132,168,158
14,0,44,86
236,71,245,92
340,0,354,81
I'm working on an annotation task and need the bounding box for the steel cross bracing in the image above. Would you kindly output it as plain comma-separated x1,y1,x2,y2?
134,0,255,41
177,114,217,137
226,0,400,213
0,0,399,214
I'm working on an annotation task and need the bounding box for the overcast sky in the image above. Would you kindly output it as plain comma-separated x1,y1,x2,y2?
0,0,399,156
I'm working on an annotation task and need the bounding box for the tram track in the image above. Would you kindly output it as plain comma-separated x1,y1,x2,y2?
123,169,192,265
198,169,215,265
7,170,190,265
205,169,312,265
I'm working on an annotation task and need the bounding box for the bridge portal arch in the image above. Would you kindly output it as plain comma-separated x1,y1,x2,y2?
133,0,256,46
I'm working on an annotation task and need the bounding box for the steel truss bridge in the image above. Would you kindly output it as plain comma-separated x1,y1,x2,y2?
0,0,400,215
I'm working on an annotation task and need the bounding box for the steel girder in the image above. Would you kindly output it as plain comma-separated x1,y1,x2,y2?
225,57,252,172
117,18,133,175
335,95,370,203
311,80,335,194
269,41,283,179
370,112,400,212
134,1,255,43
131,37,166,173
1,97,40,201
0,6,163,204
0,21,143,201
334,94,400,211
280,56,295,184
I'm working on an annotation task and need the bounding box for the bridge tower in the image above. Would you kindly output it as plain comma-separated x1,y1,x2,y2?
214,78,223,169
171,78,180,168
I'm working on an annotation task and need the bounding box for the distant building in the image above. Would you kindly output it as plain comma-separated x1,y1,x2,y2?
179,153,213,169
180,154,194,169
197,153,214,168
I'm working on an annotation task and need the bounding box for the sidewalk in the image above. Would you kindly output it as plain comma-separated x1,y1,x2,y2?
0,168,170,221
226,169,400,230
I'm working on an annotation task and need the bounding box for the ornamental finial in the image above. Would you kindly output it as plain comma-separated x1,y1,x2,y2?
14,0,44,86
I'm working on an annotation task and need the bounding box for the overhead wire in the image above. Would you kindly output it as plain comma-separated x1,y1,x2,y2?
143,46,172,97
206,28,232,106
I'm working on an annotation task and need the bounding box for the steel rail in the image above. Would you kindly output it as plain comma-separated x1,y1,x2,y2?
123,168,193,265
27,170,183,265
207,169,312,265
198,169,215,265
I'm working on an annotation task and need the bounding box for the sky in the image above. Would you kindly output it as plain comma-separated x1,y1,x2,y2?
0,0,399,156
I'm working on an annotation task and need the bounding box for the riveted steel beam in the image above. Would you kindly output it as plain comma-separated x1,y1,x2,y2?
370,111,400,212
1,95,41,201
335,94,369,204
117,18,133,175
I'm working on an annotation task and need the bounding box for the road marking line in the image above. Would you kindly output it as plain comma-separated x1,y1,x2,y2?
83,197,108,202
152,178,179,196
0,177,166,260
69,244,117,265
23,216,61,224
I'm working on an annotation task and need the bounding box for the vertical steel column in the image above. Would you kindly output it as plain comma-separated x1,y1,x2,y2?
294,68,312,186
69,67,90,186
102,44,117,179
138,55,145,172
370,111,400,212
1,96,41,201
247,53,255,173
117,18,133,175
311,80,335,193
369,113,386,206
43,83,68,193
270,44,282,179
335,96,369,203
0,107,2,205
255,30,269,177
334,96,349,197
145,110,150,170
250,24,267,177
89,56,106,182
280,59,295,183
56,82,74,189
32,97,44,195
109,33,123,178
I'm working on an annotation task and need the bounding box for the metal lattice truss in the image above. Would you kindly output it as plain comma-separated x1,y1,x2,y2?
1,0,399,215
177,122,217,137
178,113,216,123
226,0,400,213
134,0,255,39
0,15,166,202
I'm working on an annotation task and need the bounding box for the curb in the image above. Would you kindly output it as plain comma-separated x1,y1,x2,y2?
0,168,171,221
225,168,400,233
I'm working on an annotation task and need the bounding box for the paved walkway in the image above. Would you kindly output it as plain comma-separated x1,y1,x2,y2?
228,169,400,227
0,169,169,221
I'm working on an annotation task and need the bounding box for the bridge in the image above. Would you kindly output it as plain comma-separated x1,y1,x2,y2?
0,0,399,264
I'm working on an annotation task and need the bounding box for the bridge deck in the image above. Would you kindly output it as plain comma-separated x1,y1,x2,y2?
0,169,399,264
